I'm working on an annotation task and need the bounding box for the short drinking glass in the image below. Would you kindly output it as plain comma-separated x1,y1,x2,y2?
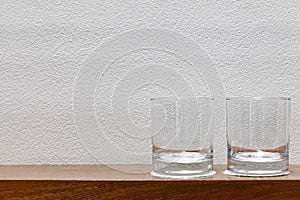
225,97,290,176
151,97,215,178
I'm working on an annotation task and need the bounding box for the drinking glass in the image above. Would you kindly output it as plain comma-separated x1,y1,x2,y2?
151,97,215,178
225,97,290,176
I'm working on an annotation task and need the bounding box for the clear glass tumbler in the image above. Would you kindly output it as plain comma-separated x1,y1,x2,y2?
151,97,215,178
225,97,291,176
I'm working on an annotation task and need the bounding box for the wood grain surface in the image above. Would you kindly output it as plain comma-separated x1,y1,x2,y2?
0,165,300,199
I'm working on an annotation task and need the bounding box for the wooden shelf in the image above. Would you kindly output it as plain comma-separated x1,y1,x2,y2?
0,165,300,199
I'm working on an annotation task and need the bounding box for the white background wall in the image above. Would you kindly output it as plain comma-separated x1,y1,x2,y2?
1,0,300,166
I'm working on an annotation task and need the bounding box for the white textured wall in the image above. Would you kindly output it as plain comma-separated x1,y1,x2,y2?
1,0,300,166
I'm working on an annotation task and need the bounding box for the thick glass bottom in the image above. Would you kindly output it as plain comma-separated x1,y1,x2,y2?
152,152,215,179
226,151,289,177
151,170,216,179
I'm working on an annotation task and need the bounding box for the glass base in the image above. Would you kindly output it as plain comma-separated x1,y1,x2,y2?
227,151,289,177
151,170,216,179
152,151,214,179
223,170,289,177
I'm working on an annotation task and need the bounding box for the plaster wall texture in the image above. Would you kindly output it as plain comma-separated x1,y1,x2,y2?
0,0,300,165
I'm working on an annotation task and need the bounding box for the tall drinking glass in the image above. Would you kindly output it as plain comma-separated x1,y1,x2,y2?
151,97,215,178
225,97,290,176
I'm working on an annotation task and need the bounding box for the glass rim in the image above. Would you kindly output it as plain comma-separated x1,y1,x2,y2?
151,96,214,101
226,96,291,101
